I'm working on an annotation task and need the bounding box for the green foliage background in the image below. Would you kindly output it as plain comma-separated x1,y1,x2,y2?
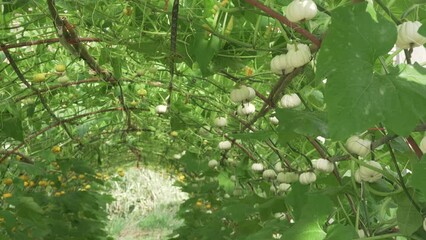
1,0,426,239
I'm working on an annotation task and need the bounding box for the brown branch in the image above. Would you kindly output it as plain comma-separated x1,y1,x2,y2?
406,135,423,159
46,0,133,131
0,151,34,164
244,0,321,47
0,38,101,51
1,44,75,140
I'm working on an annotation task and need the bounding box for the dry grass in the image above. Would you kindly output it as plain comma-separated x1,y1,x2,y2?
107,167,187,240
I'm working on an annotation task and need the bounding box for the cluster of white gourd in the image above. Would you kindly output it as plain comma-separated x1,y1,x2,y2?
280,93,302,108
345,135,371,157
354,161,383,183
230,85,257,116
285,0,318,23
271,43,312,75
396,21,426,49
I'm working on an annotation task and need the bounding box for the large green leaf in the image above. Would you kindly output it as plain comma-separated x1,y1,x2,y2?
394,193,423,236
276,109,328,142
325,224,358,240
316,3,397,139
190,28,221,76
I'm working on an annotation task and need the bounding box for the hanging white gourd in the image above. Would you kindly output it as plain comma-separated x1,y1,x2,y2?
237,103,255,115
218,140,232,150
280,93,302,108
155,105,167,114
314,158,335,173
285,0,318,23
270,116,279,125
262,169,277,180
396,21,426,49
251,163,264,172
299,172,317,185
208,159,219,168
286,43,311,68
358,161,383,183
214,117,228,127
277,172,299,183
345,136,371,157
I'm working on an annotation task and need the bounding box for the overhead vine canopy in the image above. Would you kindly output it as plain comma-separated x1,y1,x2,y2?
1,0,426,239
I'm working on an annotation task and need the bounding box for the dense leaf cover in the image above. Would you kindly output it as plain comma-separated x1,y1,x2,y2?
1,0,426,239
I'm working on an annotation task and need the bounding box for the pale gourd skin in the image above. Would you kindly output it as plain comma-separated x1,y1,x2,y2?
345,136,371,157
230,86,256,103
251,163,264,172
314,158,335,173
358,161,383,183
280,93,302,108
208,160,219,168
218,140,232,150
155,105,167,114
278,183,291,192
419,136,426,154
270,43,311,75
396,21,426,49
286,43,311,68
277,172,299,183
299,172,317,185
237,103,256,115
214,117,228,127
274,162,284,172
285,0,318,23
262,169,277,180
423,218,426,232
269,116,279,125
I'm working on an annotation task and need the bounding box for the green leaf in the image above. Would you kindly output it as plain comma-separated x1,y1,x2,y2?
190,29,221,76
325,224,358,240
217,172,234,192
179,151,208,173
394,193,423,236
316,3,397,139
276,109,328,142
0,111,24,142
111,56,122,79
411,160,426,196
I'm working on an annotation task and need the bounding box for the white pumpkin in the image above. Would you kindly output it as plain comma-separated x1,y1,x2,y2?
270,116,279,125
245,86,256,101
423,218,426,231
419,136,426,154
218,140,232,150
280,93,302,108
299,172,317,185
237,103,255,115
262,169,277,180
214,117,228,127
354,169,362,183
208,159,219,168
274,162,284,172
278,183,291,192
285,0,318,23
251,163,264,172
314,158,334,173
345,136,371,157
271,54,295,75
358,161,383,183
155,105,167,114
230,87,250,103
277,172,299,183
286,43,311,68
396,21,426,49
